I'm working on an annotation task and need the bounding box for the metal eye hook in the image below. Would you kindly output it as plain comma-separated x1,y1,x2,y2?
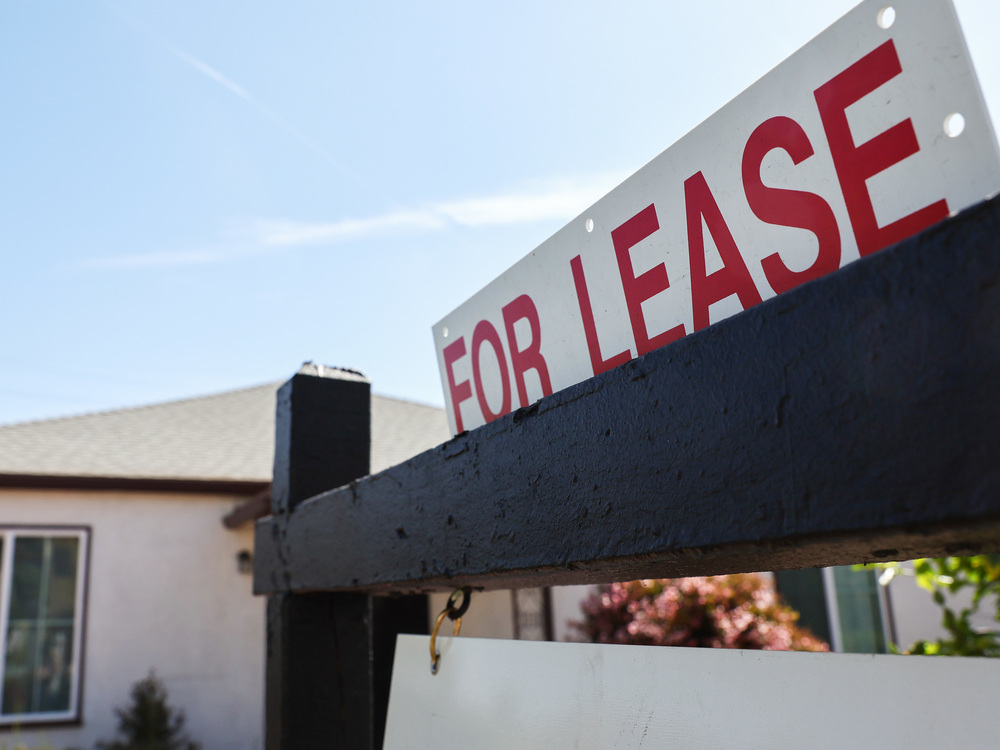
430,587,472,674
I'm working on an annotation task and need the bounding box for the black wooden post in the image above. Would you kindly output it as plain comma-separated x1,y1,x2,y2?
263,364,427,749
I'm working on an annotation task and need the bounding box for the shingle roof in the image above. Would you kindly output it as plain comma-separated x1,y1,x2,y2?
0,381,450,483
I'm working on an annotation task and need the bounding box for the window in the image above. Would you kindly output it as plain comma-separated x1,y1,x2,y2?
826,565,889,653
0,527,89,725
775,565,891,653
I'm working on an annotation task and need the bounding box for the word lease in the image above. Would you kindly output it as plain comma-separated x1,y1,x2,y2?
434,0,1000,435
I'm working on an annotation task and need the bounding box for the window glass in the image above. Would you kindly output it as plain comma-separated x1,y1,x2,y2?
832,565,887,653
46,538,79,620
9,537,44,622
1,532,83,721
775,566,887,653
774,568,833,645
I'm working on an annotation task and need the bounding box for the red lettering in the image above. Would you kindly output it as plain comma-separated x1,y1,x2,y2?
471,320,511,424
502,294,553,408
570,255,631,376
685,171,763,332
443,337,472,433
612,204,686,356
815,39,948,256
742,116,842,294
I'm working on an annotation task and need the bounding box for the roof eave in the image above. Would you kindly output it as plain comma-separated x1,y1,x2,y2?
0,473,270,495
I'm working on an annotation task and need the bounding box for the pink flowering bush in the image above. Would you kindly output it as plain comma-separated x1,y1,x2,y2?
572,574,829,651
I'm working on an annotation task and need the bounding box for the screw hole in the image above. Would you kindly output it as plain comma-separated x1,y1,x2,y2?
944,112,965,138
877,6,896,29
585,218,594,233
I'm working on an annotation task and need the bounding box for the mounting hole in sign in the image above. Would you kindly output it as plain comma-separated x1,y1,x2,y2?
944,112,966,138
877,6,896,29
442,327,449,339
585,218,594,233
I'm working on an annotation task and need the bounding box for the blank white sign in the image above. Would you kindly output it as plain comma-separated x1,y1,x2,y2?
384,635,998,749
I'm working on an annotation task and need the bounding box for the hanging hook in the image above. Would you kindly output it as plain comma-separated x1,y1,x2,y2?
430,587,472,674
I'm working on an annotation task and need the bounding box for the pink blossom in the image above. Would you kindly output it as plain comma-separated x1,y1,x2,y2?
571,573,829,652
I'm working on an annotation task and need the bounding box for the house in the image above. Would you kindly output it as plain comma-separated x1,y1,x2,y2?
0,369,980,748
0,376,450,750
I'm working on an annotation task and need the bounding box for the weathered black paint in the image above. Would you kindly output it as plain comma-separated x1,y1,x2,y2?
269,364,370,517
265,592,372,748
263,365,427,750
256,196,1000,596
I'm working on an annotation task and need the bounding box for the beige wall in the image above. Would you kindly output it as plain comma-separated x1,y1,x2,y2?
428,585,597,643
0,487,263,750
429,590,514,640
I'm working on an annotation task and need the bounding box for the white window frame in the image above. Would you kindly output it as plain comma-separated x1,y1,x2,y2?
0,526,89,726
821,565,893,654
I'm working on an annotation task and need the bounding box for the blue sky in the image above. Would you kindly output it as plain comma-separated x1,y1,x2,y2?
2,0,999,424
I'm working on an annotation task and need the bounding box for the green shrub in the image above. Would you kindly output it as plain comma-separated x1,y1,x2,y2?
869,555,1000,656
572,574,828,651
93,672,200,750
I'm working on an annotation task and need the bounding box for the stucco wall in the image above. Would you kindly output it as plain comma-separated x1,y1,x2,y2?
428,590,514,640
0,488,264,750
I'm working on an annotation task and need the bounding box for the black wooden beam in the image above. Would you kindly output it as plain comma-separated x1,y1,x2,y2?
255,197,1000,596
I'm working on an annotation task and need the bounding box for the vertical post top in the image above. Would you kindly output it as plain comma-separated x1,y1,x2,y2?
295,361,370,383
271,362,372,515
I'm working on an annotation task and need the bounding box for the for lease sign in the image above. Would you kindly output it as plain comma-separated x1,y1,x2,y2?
434,0,1000,435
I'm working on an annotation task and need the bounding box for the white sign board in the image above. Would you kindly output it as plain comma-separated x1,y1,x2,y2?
434,0,1000,435
384,635,999,749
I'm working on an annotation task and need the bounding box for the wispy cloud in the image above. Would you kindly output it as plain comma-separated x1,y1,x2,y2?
437,183,613,227
80,173,627,269
246,210,449,247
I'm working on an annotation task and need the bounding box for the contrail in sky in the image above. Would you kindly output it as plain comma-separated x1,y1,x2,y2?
165,46,253,100
95,0,371,192
162,44,367,188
